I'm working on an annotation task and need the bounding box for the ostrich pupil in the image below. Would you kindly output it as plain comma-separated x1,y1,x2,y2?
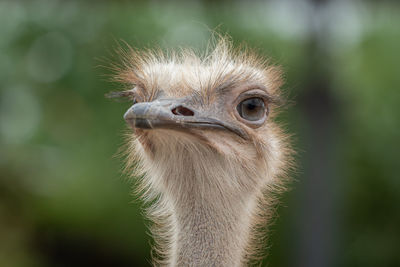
237,98,265,121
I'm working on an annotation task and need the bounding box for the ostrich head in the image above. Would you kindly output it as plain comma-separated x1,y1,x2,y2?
110,37,292,266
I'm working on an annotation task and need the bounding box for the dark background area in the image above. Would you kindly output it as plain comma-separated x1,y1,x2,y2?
0,0,399,266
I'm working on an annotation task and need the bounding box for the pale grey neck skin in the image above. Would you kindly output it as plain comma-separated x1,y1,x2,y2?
171,190,257,267
140,135,268,267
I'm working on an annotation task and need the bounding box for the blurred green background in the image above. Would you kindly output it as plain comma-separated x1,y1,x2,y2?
0,0,399,266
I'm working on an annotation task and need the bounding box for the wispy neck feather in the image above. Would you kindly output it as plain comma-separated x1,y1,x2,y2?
131,132,280,266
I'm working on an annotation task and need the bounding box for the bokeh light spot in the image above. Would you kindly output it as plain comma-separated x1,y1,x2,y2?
0,86,41,144
26,32,73,83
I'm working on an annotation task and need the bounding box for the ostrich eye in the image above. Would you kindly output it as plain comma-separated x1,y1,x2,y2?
237,98,266,121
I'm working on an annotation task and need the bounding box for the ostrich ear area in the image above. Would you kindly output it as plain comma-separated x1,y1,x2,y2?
123,100,248,139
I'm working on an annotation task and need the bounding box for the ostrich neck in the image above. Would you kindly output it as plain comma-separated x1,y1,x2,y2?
163,165,259,267
171,196,255,267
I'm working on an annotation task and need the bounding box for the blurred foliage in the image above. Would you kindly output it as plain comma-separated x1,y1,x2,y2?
0,0,399,266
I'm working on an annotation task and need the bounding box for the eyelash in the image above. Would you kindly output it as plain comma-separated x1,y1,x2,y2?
237,92,270,106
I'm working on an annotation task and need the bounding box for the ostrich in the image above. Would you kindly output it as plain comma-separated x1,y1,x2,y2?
109,37,292,266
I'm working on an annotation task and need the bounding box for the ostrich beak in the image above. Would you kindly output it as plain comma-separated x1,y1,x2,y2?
123,100,247,139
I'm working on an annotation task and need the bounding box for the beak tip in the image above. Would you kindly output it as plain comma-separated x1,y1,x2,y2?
124,108,137,130
123,107,153,129
123,109,132,121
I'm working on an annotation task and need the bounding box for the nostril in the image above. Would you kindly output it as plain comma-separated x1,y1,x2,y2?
171,106,194,116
